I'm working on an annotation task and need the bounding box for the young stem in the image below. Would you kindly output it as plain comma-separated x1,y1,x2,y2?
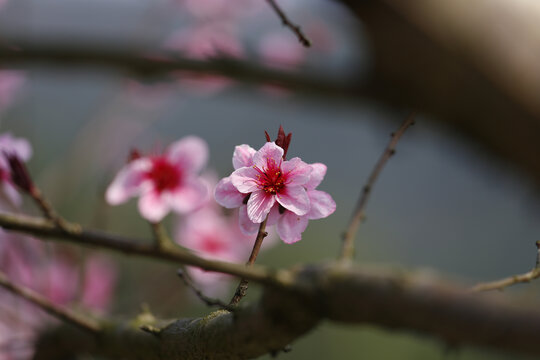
229,216,269,306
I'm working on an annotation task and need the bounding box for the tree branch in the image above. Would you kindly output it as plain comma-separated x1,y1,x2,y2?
0,271,101,333
33,263,540,359
0,212,293,288
0,43,355,98
264,0,311,47
471,240,540,292
340,112,415,261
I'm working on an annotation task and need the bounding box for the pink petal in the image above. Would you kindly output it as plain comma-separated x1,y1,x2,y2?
138,191,170,222
305,163,327,190
281,157,311,186
232,144,256,170
81,255,117,312
167,177,208,213
252,142,283,170
266,203,281,226
105,158,151,205
307,190,336,220
166,136,208,174
214,176,244,208
1,182,21,207
0,133,32,162
230,166,260,193
247,190,276,223
239,204,260,235
276,185,310,216
277,211,309,244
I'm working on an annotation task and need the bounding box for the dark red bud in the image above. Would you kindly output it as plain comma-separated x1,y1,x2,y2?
264,131,272,142
4,152,33,193
265,125,292,160
128,148,142,163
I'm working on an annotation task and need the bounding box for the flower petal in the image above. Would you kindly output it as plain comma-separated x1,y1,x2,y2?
305,163,327,190
214,176,244,208
166,136,208,174
247,190,275,223
230,166,260,193
167,177,208,213
277,211,309,244
138,191,170,222
0,133,32,161
232,144,256,170
276,185,309,216
266,203,281,226
307,190,336,220
252,142,283,170
239,204,260,235
105,158,151,205
281,157,311,186
1,182,21,207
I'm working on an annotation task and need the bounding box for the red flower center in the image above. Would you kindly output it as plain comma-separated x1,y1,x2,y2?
201,236,225,254
146,157,181,193
254,158,285,195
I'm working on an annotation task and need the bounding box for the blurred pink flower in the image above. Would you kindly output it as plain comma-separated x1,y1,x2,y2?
0,71,25,110
164,25,244,95
0,133,32,208
81,255,117,313
259,31,306,69
106,136,209,222
43,254,78,306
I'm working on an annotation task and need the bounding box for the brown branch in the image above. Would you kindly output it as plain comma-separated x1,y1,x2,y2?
340,112,416,261
0,43,355,98
229,216,269,306
149,221,173,250
33,263,540,359
265,0,311,47
0,271,101,333
471,240,540,292
0,212,293,288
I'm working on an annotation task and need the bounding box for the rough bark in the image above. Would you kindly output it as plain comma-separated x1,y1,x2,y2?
34,264,540,359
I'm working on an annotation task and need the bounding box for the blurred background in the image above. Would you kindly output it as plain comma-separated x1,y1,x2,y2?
0,0,539,359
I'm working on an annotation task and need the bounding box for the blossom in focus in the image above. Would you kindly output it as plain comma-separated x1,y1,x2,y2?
215,127,336,243
105,136,209,222
0,133,32,208
230,142,312,223
266,162,336,243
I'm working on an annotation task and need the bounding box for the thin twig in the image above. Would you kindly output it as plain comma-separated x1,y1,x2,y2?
28,187,75,232
340,112,416,261
265,0,311,47
176,269,235,311
472,240,540,292
229,217,269,306
0,212,292,287
149,221,173,250
0,271,101,333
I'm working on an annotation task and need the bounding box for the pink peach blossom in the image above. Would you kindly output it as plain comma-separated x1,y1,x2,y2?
81,255,117,313
230,142,312,223
267,163,336,243
0,133,32,208
106,136,209,222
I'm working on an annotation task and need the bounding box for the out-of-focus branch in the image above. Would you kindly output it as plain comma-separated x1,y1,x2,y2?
265,0,311,47
0,271,101,333
0,43,355,98
33,264,540,359
472,241,540,292
340,112,415,261
0,212,293,288
341,0,540,187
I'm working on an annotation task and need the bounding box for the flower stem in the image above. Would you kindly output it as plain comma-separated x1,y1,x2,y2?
229,216,269,306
